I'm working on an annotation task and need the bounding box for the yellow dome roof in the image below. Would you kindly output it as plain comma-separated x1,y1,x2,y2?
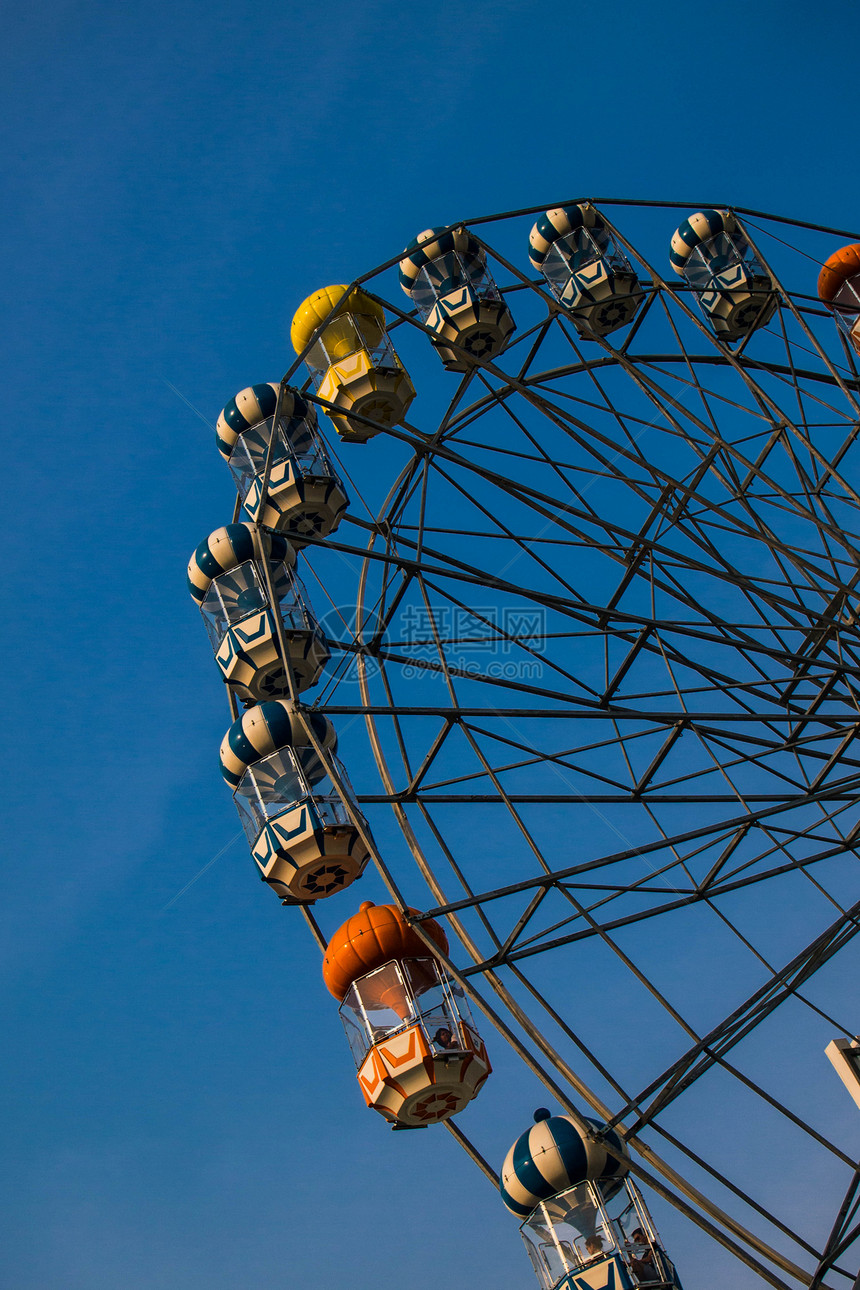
290,284,385,354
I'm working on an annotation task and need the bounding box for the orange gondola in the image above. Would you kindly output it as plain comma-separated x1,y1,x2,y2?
818,243,860,355
818,243,860,302
325,901,491,1128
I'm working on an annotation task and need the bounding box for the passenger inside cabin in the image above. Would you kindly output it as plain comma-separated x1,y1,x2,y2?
628,1228,656,1281
433,1026,458,1050
583,1235,605,1265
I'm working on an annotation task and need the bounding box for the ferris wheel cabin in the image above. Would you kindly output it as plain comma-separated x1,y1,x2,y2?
502,1110,683,1290
323,902,491,1128
219,702,371,902
818,243,860,355
670,209,776,343
216,383,349,540
291,285,416,442
528,205,645,337
399,226,515,371
187,523,329,702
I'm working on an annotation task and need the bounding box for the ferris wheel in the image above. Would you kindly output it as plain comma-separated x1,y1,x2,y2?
188,200,860,1290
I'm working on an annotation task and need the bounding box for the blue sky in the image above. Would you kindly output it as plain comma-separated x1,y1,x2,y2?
4,1,860,1287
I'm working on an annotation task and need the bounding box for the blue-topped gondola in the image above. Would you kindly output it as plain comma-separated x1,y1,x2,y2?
502,1109,684,1290
669,209,776,343
399,226,515,371
187,522,329,703
216,382,349,539
219,701,371,903
528,205,644,337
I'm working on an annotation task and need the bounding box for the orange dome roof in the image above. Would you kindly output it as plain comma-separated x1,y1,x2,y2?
818,244,860,302
322,901,449,1000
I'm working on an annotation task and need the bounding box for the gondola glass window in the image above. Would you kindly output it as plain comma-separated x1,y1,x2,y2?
232,744,362,846
339,957,479,1066
520,1179,683,1290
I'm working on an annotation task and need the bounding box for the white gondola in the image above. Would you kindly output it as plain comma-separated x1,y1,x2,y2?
216,383,349,540
670,209,776,343
503,1110,683,1290
529,205,644,337
219,702,370,902
399,226,515,371
188,523,329,702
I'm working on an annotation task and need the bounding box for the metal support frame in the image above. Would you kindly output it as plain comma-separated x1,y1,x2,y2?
199,200,860,1290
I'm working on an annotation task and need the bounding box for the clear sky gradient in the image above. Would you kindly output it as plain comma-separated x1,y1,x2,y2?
3,2,860,1287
